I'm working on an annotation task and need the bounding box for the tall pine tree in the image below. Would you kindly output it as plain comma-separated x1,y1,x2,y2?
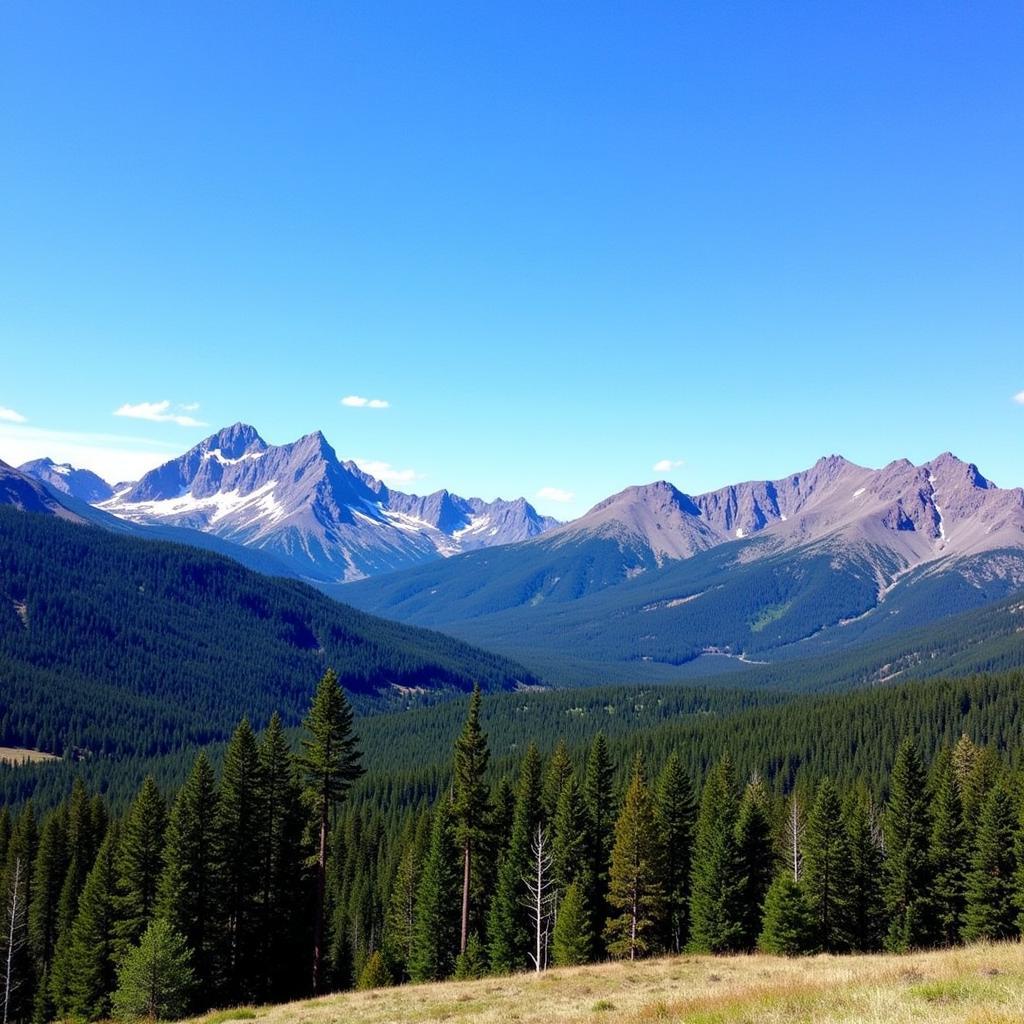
298,668,364,995
451,685,489,957
604,754,664,961
654,751,695,954
801,777,853,952
115,777,167,955
883,739,932,952
409,799,459,982
962,776,1018,942
735,775,774,952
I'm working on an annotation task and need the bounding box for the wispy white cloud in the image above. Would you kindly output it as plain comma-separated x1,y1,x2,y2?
180,401,201,412
653,458,684,473
0,406,27,424
114,400,207,427
536,486,574,503
1013,391,1024,406
352,459,424,486
0,423,177,483
341,395,390,409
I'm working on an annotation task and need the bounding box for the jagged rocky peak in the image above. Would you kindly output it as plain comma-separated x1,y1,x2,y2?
18,457,114,503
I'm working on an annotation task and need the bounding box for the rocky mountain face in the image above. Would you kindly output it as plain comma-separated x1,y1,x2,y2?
98,424,559,581
0,460,91,521
19,457,114,504
546,452,1024,574
343,451,1024,681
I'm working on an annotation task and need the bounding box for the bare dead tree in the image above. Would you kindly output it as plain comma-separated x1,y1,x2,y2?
2,858,26,1024
521,824,556,973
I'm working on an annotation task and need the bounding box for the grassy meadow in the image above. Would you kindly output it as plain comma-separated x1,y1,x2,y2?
192,942,1024,1024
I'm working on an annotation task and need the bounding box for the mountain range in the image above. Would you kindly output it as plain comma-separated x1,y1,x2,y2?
8,428,1024,685
62,424,560,582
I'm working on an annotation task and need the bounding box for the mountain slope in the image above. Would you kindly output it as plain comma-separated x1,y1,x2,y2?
343,453,1024,681
98,424,558,580
19,457,114,503
0,505,540,758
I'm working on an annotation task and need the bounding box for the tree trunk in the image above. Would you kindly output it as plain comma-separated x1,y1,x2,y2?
311,806,327,994
460,843,471,955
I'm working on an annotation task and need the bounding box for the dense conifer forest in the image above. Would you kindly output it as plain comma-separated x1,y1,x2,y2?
0,508,537,757
2,668,1024,1021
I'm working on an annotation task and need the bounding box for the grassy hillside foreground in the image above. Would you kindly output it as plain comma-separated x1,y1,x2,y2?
195,943,1024,1024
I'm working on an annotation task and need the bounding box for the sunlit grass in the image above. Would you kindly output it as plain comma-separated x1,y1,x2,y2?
185,942,1024,1024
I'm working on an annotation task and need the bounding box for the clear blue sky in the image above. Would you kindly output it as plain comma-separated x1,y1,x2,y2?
1,2,1021,515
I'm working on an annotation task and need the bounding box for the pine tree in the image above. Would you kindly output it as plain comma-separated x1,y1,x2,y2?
409,799,459,983
801,777,853,952
883,739,932,952
488,744,542,974
255,713,307,1003
757,874,813,956
66,829,120,1021
452,685,489,957
688,755,745,953
216,718,262,1003
28,810,67,980
298,668,364,995
112,918,193,1022
735,775,774,951
962,777,1018,942
116,777,167,955
542,741,572,822
582,733,615,955
157,753,219,1000
551,881,591,967
844,790,885,952
928,753,967,946
654,751,695,953
551,774,587,901
48,784,102,1015
453,932,488,980
356,949,392,991
604,754,664,961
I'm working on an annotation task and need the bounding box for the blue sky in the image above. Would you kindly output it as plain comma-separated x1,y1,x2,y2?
1,2,1021,515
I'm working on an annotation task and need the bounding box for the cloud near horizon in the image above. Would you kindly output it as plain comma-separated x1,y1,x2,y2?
0,406,27,424
653,458,684,472
114,400,207,427
536,486,574,503
352,459,423,485
341,396,390,409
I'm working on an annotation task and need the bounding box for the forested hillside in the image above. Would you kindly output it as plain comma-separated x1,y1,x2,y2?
2,669,1023,1023
0,508,538,757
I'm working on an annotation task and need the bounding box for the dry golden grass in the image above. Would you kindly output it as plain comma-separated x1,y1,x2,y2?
0,746,58,765
190,942,1024,1024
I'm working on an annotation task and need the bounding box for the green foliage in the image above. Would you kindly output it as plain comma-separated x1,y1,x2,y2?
757,874,813,956
410,799,459,982
962,777,1018,942
843,790,885,952
0,506,538,764
928,754,967,946
604,754,664,960
112,918,193,1021
453,933,488,980
801,778,854,952
157,753,219,999
883,740,932,951
64,828,120,1020
116,777,167,955
735,776,773,951
688,756,745,953
654,751,695,953
551,881,591,966
355,950,392,991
